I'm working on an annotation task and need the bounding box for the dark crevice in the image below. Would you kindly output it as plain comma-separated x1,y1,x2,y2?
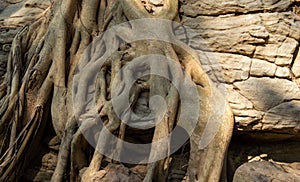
228,135,300,181
288,1,300,14
290,41,300,70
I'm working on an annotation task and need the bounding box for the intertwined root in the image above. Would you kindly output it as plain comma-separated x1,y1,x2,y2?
76,37,227,182
0,0,233,181
76,40,178,181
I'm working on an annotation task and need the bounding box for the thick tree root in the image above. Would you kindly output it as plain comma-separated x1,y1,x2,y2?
0,0,234,181
52,117,77,182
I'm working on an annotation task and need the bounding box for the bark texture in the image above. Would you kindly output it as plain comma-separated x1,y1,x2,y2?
0,0,234,181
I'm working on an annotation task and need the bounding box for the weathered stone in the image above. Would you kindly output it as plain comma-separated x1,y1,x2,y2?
262,13,300,40
232,78,300,135
197,50,222,83
212,53,251,83
180,1,300,179
292,47,300,78
225,85,253,110
253,44,279,63
228,140,300,180
0,0,50,27
182,14,265,56
41,152,58,171
275,38,298,66
183,12,300,61
235,116,261,130
294,78,300,88
0,2,24,21
88,164,143,182
250,59,276,76
233,77,300,111
180,0,291,17
253,33,297,66
232,109,264,118
275,66,290,78
233,161,300,182
262,101,300,132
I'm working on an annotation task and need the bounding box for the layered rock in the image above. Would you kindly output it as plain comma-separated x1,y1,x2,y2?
181,0,300,140
180,0,291,17
179,1,300,180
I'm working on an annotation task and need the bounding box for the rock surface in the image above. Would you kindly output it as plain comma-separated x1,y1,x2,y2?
179,0,300,179
233,161,300,182
82,164,144,182
180,0,291,17
228,139,300,179
181,0,300,140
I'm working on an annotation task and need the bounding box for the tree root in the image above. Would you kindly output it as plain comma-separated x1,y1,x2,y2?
52,116,77,182
0,106,43,181
0,0,234,181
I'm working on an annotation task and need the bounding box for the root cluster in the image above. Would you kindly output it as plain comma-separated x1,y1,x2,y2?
0,0,234,181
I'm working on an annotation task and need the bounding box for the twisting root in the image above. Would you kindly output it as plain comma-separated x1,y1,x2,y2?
52,117,77,182
0,106,43,181
81,50,123,181
0,0,234,181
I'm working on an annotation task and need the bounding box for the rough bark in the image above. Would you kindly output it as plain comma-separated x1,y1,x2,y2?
0,0,233,181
